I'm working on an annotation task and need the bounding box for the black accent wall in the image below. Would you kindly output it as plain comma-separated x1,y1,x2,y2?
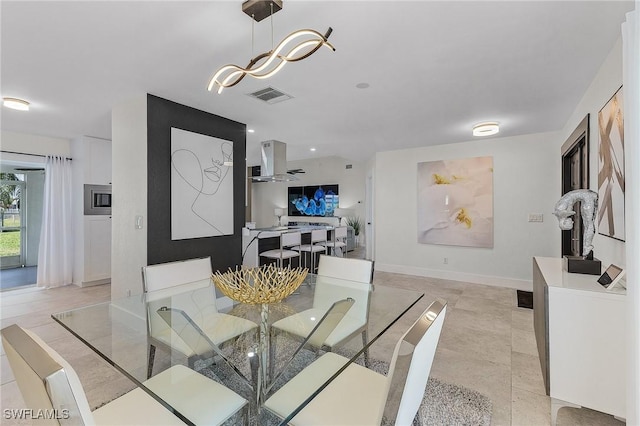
147,94,246,272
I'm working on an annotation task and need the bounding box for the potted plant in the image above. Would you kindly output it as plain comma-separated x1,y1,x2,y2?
346,216,362,246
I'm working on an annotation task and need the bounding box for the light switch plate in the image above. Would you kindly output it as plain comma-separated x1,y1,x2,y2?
528,213,544,223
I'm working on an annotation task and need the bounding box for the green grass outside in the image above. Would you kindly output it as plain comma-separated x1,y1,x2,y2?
2,214,20,227
0,231,20,257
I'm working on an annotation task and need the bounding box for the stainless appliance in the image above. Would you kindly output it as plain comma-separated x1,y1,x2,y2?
84,184,112,215
250,140,298,182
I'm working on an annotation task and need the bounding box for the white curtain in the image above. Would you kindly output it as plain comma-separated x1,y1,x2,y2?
37,156,73,288
623,4,639,425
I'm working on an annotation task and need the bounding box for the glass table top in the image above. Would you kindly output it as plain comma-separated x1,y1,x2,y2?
52,274,423,425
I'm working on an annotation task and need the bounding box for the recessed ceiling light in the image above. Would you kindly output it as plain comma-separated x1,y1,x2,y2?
473,122,499,137
356,82,370,89
3,97,30,111
247,129,255,133
310,148,316,152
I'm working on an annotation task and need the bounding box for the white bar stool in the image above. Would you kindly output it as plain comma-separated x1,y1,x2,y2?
319,226,348,257
259,231,302,268
293,229,328,273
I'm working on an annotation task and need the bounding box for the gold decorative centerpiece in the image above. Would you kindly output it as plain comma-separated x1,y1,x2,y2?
212,265,307,304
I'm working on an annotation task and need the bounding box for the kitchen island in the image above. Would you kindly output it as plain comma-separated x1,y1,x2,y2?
242,225,335,268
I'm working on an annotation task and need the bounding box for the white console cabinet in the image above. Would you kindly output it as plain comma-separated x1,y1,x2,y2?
533,257,625,424
72,136,112,286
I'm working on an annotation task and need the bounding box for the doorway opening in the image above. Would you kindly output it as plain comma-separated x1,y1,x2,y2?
0,162,45,290
561,115,590,257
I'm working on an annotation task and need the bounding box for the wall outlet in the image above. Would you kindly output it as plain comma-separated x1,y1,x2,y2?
126,289,131,297
528,213,544,222
443,257,448,264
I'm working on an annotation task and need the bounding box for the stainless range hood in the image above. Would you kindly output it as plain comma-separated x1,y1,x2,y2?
251,140,298,182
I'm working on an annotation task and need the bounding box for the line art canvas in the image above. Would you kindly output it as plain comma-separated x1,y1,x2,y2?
171,127,234,240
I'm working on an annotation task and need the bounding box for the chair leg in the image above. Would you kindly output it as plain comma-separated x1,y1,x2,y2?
362,330,370,368
187,355,198,370
242,403,250,426
267,328,274,384
147,344,156,379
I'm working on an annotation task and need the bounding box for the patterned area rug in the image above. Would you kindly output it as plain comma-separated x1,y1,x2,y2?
198,339,492,426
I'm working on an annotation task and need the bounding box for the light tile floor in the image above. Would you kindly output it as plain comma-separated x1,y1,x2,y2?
0,272,626,425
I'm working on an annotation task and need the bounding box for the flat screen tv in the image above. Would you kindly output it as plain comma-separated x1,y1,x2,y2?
288,184,339,217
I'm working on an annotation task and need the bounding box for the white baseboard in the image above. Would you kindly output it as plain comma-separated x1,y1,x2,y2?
76,278,110,287
375,263,533,291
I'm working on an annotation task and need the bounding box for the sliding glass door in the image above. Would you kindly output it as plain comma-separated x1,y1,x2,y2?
0,173,26,268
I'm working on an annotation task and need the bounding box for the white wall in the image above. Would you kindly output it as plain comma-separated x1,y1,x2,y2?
365,155,376,260
561,37,626,268
374,131,560,290
111,96,147,299
1,131,70,156
251,156,366,231
622,5,639,424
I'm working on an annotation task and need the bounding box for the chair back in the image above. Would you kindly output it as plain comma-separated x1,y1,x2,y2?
311,276,372,333
281,231,301,248
142,257,218,347
146,280,218,347
334,226,348,239
317,255,374,283
142,257,212,293
382,299,447,425
310,229,327,244
1,324,94,425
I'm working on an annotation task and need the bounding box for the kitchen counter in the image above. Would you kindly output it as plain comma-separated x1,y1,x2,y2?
242,225,334,267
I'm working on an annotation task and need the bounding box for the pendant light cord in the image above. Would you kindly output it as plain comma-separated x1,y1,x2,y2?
251,14,255,57
270,2,274,50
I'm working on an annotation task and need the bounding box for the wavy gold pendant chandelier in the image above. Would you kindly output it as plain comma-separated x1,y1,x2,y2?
207,1,335,94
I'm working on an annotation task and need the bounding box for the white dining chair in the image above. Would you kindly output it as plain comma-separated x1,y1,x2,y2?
259,231,302,268
264,298,447,425
142,257,257,378
270,256,374,365
1,324,249,426
293,229,328,273
155,306,254,390
316,254,374,283
267,297,355,393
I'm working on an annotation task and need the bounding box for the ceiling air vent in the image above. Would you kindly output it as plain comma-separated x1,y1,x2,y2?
247,87,293,104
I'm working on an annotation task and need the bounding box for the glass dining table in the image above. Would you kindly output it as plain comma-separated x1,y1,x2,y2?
52,274,423,425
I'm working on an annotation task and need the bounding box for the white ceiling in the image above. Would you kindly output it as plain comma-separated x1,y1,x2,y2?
0,1,634,165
